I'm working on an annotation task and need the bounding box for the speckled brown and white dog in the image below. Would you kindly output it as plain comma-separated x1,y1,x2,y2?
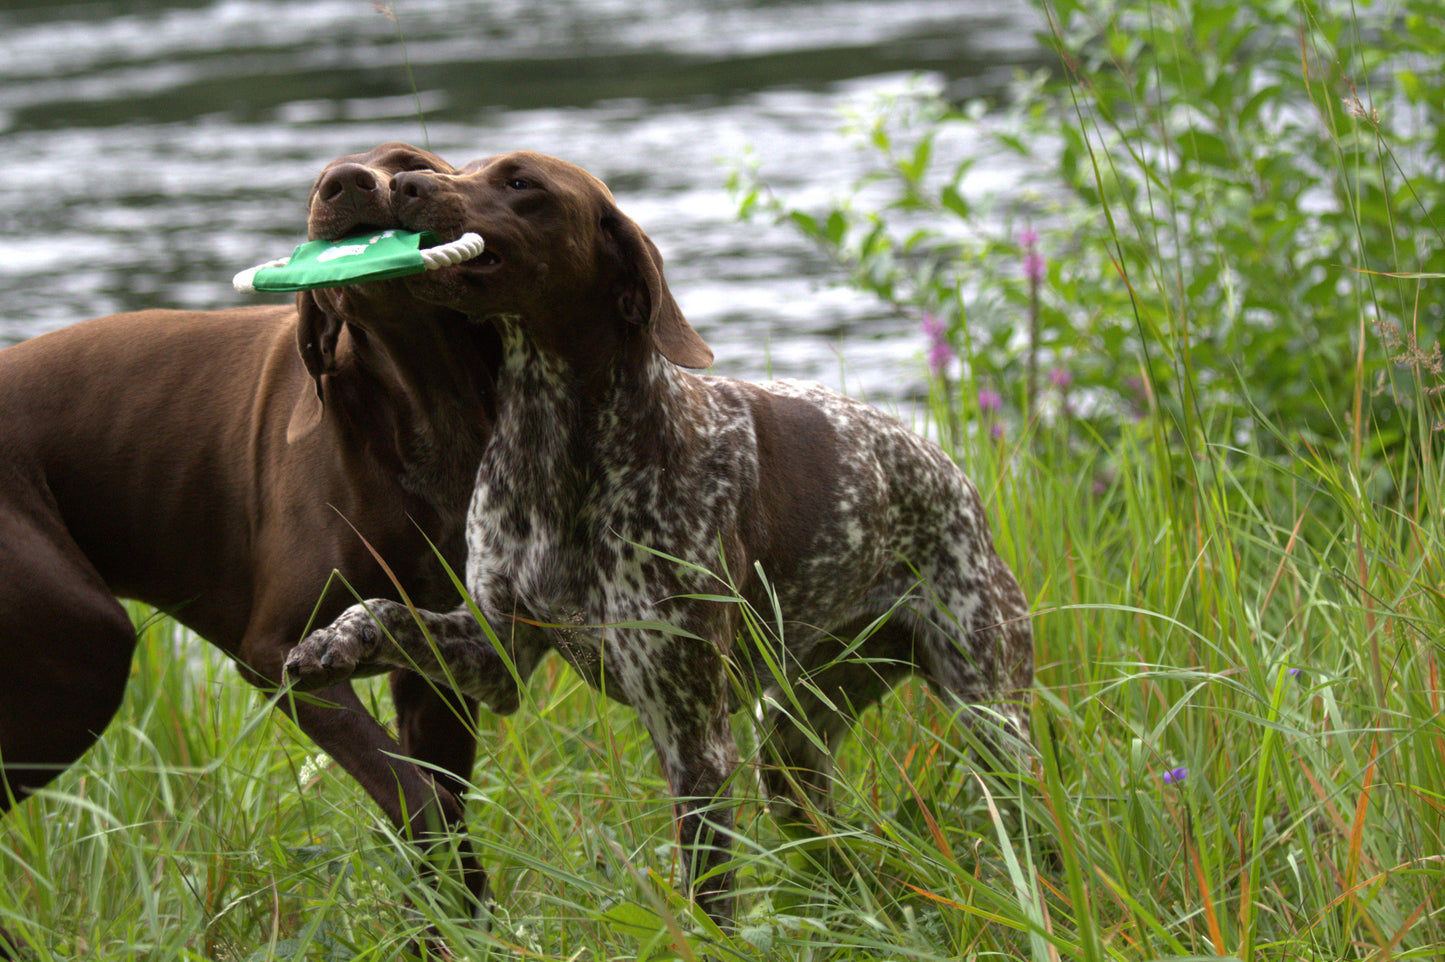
284,150,1034,924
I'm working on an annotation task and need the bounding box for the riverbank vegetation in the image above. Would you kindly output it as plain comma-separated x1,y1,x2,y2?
3,1,1442,958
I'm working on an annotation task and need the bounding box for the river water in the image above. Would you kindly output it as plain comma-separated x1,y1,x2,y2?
0,0,1047,415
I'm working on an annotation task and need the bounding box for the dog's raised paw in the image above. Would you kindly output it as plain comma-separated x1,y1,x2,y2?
283,608,381,690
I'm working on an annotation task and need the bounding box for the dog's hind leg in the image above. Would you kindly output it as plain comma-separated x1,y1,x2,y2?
755,624,913,829
0,513,137,954
911,565,1035,762
756,561,1033,830
0,511,138,811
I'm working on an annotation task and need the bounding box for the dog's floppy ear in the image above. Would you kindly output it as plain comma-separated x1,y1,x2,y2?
288,290,343,442
605,211,713,370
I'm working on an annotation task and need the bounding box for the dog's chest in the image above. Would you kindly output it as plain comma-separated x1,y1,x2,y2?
465,350,754,633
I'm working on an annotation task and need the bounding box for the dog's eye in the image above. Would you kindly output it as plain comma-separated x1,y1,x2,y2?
507,177,536,191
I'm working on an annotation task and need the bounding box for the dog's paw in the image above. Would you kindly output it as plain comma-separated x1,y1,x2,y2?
284,606,383,690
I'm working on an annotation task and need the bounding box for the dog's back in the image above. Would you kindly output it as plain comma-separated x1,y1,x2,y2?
0,307,301,633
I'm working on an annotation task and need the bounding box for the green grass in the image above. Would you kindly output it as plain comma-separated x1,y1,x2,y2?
4,386,1442,960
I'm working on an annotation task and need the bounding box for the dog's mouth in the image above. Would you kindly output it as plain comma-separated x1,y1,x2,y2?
311,220,392,242
457,246,503,273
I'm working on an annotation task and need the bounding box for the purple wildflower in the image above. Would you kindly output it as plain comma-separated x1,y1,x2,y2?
1024,252,1045,284
1161,766,1189,785
977,387,1003,414
1049,367,1073,390
922,313,954,378
928,341,954,378
1020,228,1045,285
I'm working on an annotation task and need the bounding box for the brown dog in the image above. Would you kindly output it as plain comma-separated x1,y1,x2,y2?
284,151,1034,923
0,143,499,953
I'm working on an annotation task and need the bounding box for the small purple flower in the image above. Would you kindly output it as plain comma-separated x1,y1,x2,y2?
1024,252,1045,284
1020,228,1045,285
1161,767,1189,785
977,387,1003,414
1049,367,1073,390
989,422,1005,441
928,341,954,378
922,313,954,378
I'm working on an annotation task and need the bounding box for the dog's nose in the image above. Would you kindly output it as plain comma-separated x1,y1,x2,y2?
315,162,380,208
390,169,440,205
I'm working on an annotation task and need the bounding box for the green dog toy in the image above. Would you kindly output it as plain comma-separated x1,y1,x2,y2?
233,229,484,293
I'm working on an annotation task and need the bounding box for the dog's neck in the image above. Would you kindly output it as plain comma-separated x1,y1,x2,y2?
475,317,742,634
334,313,497,511
484,318,706,510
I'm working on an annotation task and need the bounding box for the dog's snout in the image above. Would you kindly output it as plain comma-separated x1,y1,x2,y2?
316,163,381,206
391,169,439,205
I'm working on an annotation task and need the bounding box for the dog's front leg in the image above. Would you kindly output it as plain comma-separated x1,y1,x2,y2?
285,600,522,714
621,633,741,925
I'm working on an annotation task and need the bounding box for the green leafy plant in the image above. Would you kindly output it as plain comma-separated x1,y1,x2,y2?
733,0,1444,481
